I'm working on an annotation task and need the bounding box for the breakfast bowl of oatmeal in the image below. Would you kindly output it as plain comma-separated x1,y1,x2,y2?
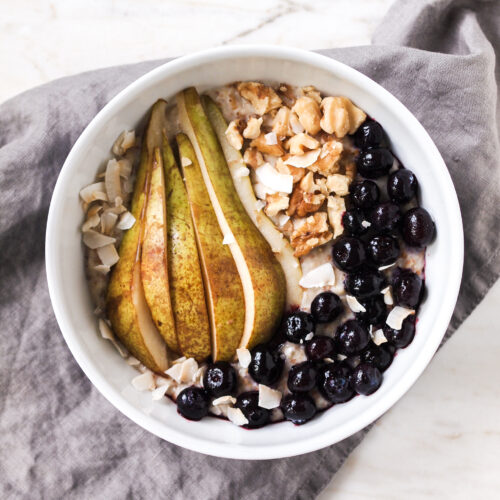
46,45,463,459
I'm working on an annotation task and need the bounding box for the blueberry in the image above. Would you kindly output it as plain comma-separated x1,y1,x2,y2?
335,319,371,355
342,208,370,236
355,295,388,326
354,120,386,149
305,335,336,361
402,207,435,247
351,180,380,209
176,387,210,421
370,203,402,233
332,236,367,272
248,344,284,385
351,363,383,395
360,342,394,371
203,361,237,398
235,391,270,428
367,235,400,266
357,148,394,179
344,269,385,298
388,169,418,203
281,393,317,425
283,311,316,343
287,361,317,392
311,292,343,323
392,268,423,309
383,315,416,348
317,363,355,403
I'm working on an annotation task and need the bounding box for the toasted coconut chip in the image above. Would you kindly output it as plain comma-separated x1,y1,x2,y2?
372,329,388,345
105,159,123,203
277,213,290,227
285,149,321,169
193,365,207,387
151,385,168,401
236,348,252,368
234,166,250,178
80,182,108,203
299,263,335,288
165,363,183,383
155,376,173,387
386,306,415,330
82,213,101,232
255,163,293,194
227,407,249,426
346,294,366,313
86,204,103,218
381,286,394,305
116,211,136,230
112,130,136,156
101,211,118,234
83,230,116,249
172,356,187,365
265,131,278,145
222,232,236,245
258,385,282,409
213,395,237,406
181,156,192,167
97,244,119,267
94,264,110,275
98,318,114,340
254,199,266,212
132,371,156,391
122,177,135,194
117,158,133,178
210,404,223,416
126,356,141,366
253,182,276,200
180,358,199,383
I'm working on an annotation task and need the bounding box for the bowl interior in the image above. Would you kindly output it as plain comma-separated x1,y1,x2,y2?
46,46,463,459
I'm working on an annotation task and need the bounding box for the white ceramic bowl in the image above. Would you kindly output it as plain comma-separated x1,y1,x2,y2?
46,45,463,460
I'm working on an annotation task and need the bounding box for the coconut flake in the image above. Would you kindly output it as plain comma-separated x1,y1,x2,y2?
151,385,168,401
82,230,116,249
386,306,415,330
82,213,101,232
284,149,321,169
255,163,293,194
379,263,396,271
132,371,155,391
222,232,236,245
254,199,266,212
213,395,237,406
165,363,183,383
258,385,282,409
299,263,335,288
101,211,118,234
346,295,366,313
235,166,250,178
112,130,136,156
290,112,305,134
94,264,110,275
372,329,388,345
97,244,119,267
381,286,394,305
118,158,133,178
172,356,187,365
105,159,123,203
80,182,108,203
116,211,136,230
181,156,192,167
179,358,198,383
264,132,278,145
227,407,249,426
361,220,371,228
236,348,252,368
126,356,141,366
277,213,290,227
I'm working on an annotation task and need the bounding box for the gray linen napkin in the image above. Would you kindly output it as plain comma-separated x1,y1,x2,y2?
1,0,499,498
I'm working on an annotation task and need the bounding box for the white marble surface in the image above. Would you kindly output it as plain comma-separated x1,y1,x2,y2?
2,1,499,498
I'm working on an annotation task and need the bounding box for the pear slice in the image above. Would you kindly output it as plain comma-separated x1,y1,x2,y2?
141,147,178,353
106,100,168,372
202,95,303,309
176,133,245,361
162,136,211,361
177,88,286,351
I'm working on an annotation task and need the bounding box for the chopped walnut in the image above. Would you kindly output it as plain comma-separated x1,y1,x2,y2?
237,82,282,115
225,120,244,150
301,85,322,104
296,193,326,217
292,96,322,135
243,147,264,169
326,174,350,196
276,157,305,183
250,133,285,156
285,133,320,155
265,193,290,217
272,107,293,137
327,195,346,238
310,140,343,175
287,185,304,217
290,212,333,257
277,84,297,107
242,117,263,139
320,96,366,137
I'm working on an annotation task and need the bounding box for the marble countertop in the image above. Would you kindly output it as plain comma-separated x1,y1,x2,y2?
2,1,499,498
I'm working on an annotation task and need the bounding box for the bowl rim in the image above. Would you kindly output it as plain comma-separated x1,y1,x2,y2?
46,44,464,460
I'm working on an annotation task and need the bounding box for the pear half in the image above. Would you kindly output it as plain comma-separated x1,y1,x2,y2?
177,88,286,351
176,133,246,361
106,100,168,373
202,95,303,309
162,136,211,361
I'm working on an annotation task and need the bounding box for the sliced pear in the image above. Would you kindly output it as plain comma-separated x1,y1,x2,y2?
176,133,246,361
106,100,168,372
141,147,178,353
162,136,211,361
177,88,286,351
202,95,303,309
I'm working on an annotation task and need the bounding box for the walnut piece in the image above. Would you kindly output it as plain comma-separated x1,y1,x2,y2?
296,193,326,217
301,85,322,104
265,193,290,217
285,133,320,155
243,147,264,169
225,120,243,150
250,133,285,156
326,174,350,196
292,96,322,135
242,117,263,139
272,107,293,137
310,140,343,175
237,82,282,115
290,212,333,257
320,96,366,137
327,195,346,238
